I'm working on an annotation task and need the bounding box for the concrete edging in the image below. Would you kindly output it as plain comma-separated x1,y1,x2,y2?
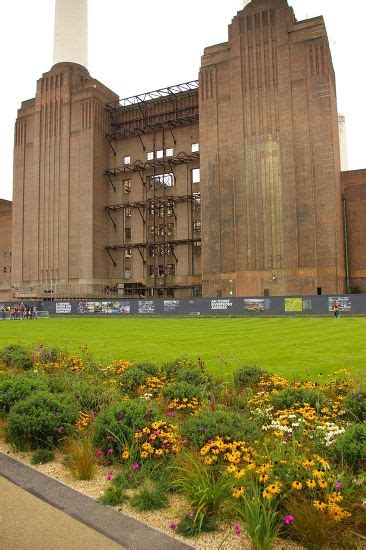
0,452,194,550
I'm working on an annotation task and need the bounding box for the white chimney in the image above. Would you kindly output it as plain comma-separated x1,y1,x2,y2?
53,0,88,67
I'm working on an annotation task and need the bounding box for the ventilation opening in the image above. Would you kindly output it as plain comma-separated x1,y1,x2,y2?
317,287,322,295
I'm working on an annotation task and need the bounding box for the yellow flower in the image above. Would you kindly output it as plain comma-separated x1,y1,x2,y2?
155,449,164,456
232,487,245,499
302,460,315,469
259,473,269,484
121,451,129,460
312,469,325,479
313,500,327,511
317,479,328,489
263,489,273,500
292,481,303,490
140,451,149,459
306,479,316,489
235,469,246,479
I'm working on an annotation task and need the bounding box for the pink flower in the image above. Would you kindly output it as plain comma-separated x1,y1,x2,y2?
166,412,174,418
234,523,241,537
129,474,134,480
169,523,177,531
284,515,294,525
107,448,113,454
335,481,343,491
188,511,194,520
132,463,140,470
182,439,189,445
57,426,63,433
106,471,113,481
95,450,104,456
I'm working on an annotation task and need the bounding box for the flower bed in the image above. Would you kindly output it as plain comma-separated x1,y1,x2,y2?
0,344,365,549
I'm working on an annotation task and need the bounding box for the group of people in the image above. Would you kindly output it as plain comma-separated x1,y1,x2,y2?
0,303,37,320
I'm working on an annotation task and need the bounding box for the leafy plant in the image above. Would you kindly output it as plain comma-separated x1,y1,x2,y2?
7,391,78,450
93,399,158,454
163,380,206,403
0,344,33,371
0,374,48,413
176,513,217,537
233,481,280,550
99,484,128,506
172,453,231,533
63,433,97,480
119,363,160,393
233,366,267,389
327,422,366,473
31,448,54,464
130,480,168,511
182,407,260,448
271,386,327,411
345,391,366,422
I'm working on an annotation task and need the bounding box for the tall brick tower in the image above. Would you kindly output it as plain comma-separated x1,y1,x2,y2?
12,0,118,298
199,0,344,297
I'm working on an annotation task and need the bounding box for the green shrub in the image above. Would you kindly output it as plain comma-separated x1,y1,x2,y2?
33,345,64,365
31,448,55,465
163,380,206,403
119,363,159,392
271,386,327,411
233,481,280,550
176,513,216,537
173,366,213,389
182,408,260,448
233,366,267,389
328,422,366,473
130,480,168,511
7,391,78,450
99,484,128,506
93,399,158,454
71,380,117,412
172,453,231,533
0,344,33,371
345,392,366,422
0,375,48,413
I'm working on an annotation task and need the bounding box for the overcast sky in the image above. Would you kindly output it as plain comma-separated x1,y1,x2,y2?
0,0,365,201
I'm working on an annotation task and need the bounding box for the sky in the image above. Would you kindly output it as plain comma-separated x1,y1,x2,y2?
0,0,365,201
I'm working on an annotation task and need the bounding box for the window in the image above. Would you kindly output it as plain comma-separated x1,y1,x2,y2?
192,142,199,152
123,179,131,193
158,265,165,276
156,150,164,159
125,247,132,258
157,205,164,218
157,224,165,236
166,264,175,276
264,288,270,296
125,207,132,218
167,222,174,236
3,267,6,273
123,156,131,165
148,265,156,277
125,227,131,240
148,173,175,188
193,241,201,256
166,245,174,256
166,201,175,217
148,203,155,216
193,193,201,210
124,269,131,279
166,148,173,157
147,151,154,160
158,244,165,256
193,220,201,232
149,225,155,236
149,246,156,258
192,168,200,184
317,287,322,295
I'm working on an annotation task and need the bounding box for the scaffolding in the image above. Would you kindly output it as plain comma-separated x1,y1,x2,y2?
104,81,201,297
105,80,199,153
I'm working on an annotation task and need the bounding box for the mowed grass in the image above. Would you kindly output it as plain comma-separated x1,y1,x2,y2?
0,317,365,382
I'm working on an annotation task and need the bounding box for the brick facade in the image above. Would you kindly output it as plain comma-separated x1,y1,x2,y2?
7,0,363,299
0,200,12,300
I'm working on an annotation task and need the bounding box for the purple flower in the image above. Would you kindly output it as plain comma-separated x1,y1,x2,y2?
284,515,294,525
182,439,189,445
95,450,104,456
107,435,115,441
132,463,140,470
106,471,113,481
234,523,241,537
129,474,134,480
166,412,174,418
287,433,292,439
57,426,63,433
107,448,113,454
188,511,194,520
169,523,177,531
335,481,343,491
200,426,207,432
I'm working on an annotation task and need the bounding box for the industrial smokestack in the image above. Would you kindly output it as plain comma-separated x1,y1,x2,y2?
53,0,88,67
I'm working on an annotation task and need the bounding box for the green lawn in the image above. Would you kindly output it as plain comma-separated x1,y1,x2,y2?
0,317,365,382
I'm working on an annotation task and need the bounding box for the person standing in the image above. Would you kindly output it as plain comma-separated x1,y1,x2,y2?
332,300,340,318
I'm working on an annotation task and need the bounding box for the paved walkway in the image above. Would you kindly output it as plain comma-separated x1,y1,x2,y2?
0,452,193,550
0,476,123,550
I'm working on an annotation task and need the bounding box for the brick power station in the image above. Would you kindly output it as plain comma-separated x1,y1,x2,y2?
1,0,365,301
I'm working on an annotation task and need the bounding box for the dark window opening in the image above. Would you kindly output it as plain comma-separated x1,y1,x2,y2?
317,287,322,295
